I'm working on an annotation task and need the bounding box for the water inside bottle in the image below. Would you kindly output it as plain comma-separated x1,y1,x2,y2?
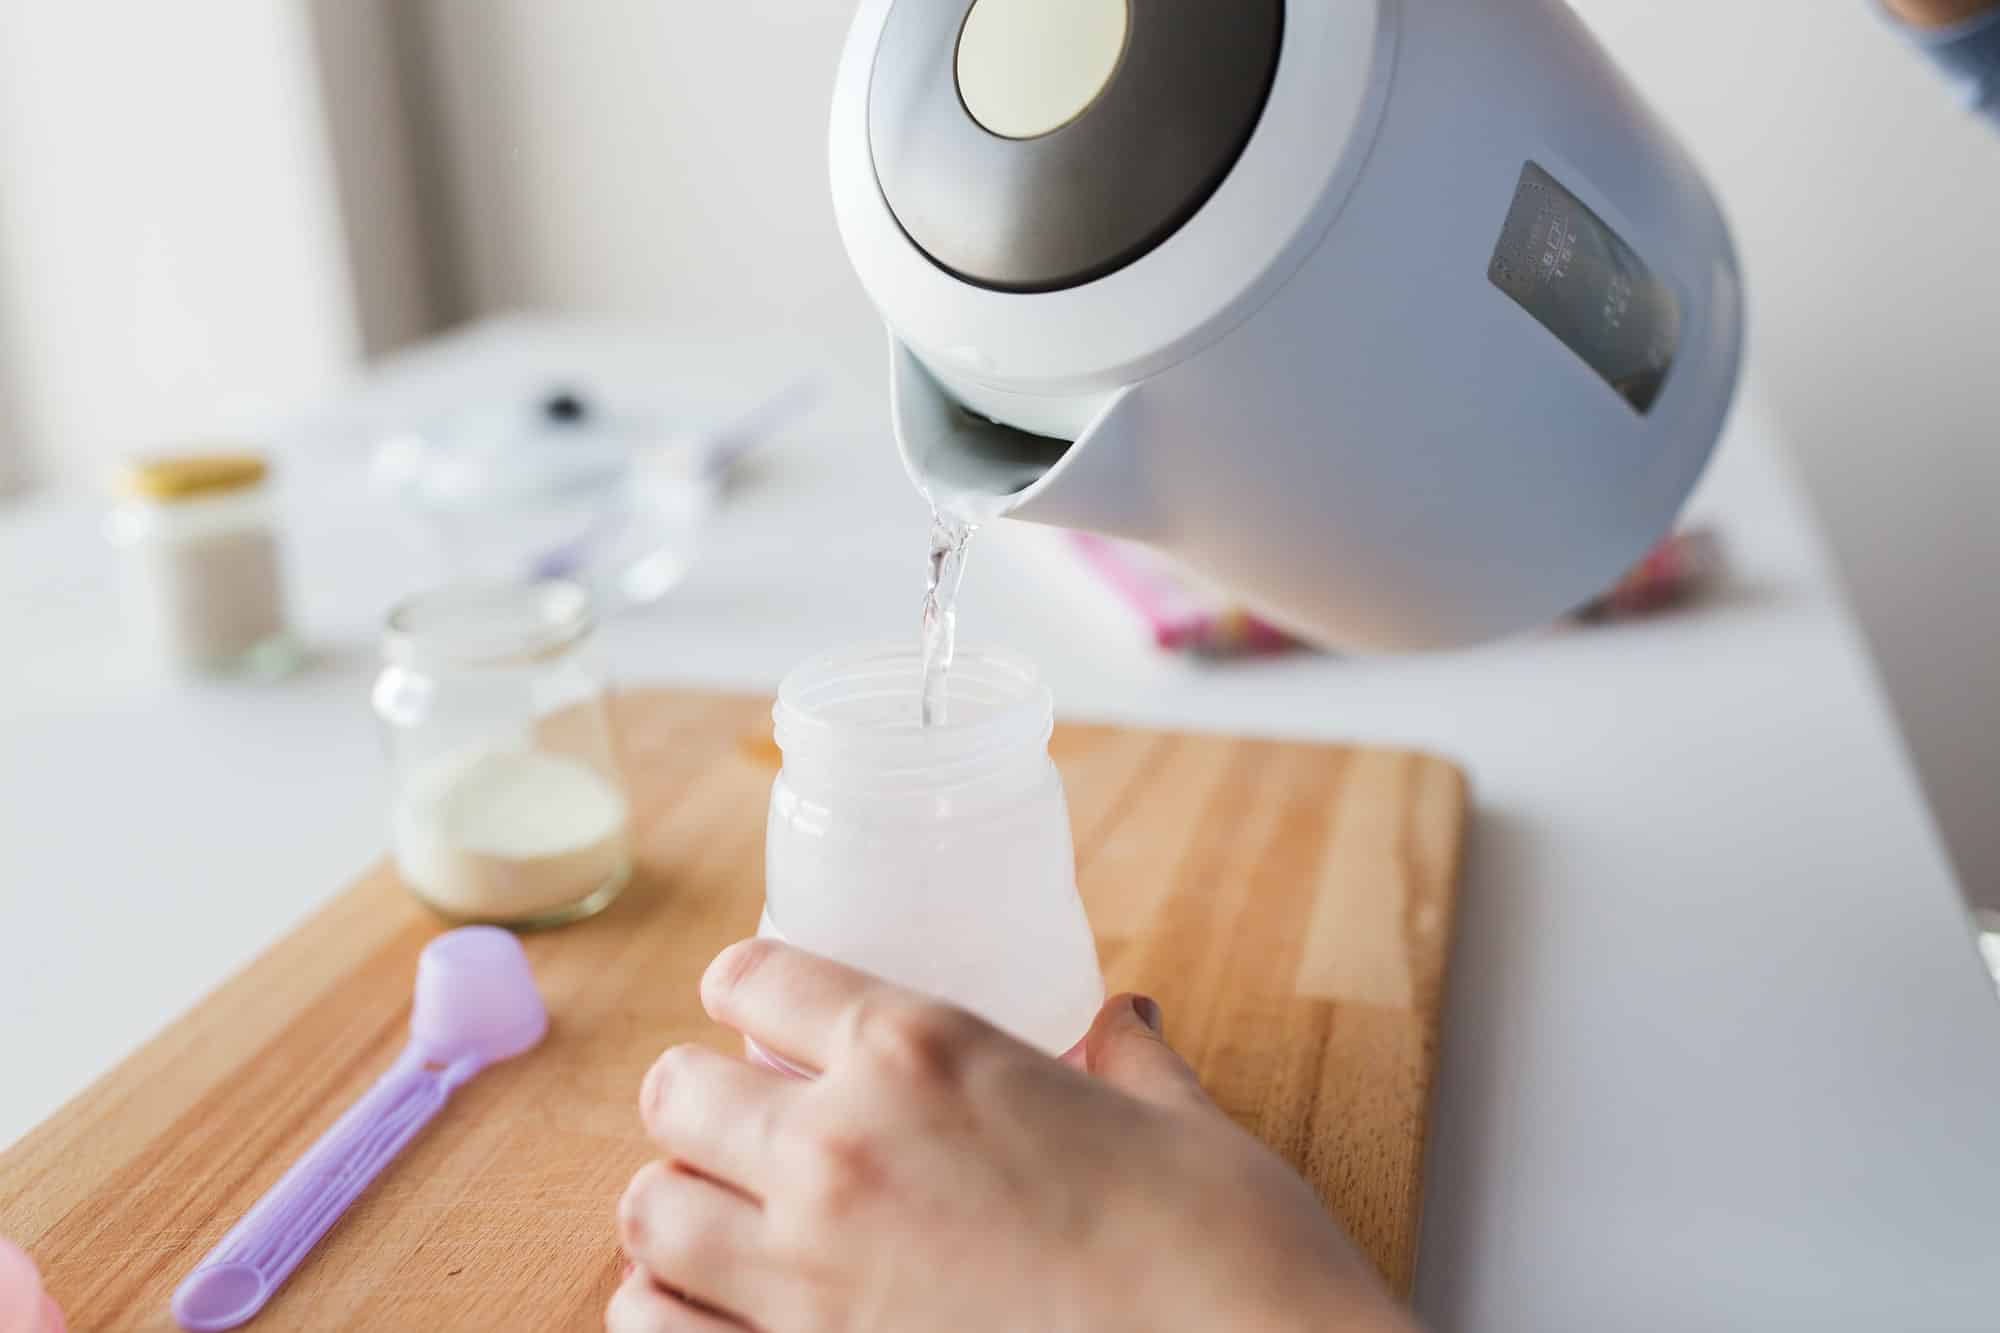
918,507,976,728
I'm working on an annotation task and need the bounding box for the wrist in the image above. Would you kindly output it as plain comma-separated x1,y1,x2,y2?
1293,1296,1422,1333
1237,1261,1420,1333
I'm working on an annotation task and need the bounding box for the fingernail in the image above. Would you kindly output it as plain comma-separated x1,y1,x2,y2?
1133,995,1163,1034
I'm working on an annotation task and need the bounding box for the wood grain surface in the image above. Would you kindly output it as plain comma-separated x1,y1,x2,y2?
0,689,1468,1331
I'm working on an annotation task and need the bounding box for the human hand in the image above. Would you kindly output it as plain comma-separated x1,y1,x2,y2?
1882,0,1999,28
611,940,1419,1333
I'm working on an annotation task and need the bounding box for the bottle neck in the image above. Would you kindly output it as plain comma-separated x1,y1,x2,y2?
772,645,1054,805
384,580,594,674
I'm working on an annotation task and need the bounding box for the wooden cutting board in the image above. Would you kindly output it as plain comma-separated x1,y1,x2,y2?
0,689,1468,1331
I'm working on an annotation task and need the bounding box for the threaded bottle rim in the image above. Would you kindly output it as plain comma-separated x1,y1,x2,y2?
772,642,1052,791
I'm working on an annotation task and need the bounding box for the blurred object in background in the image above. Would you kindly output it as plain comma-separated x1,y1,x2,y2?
1067,527,1731,659
370,375,817,615
104,451,298,681
1572,528,1728,623
1068,534,1299,659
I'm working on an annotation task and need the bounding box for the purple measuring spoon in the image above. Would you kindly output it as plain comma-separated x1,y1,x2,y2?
173,927,548,1331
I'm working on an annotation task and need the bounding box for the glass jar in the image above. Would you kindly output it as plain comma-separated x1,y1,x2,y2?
373,580,632,929
104,451,297,679
760,644,1103,1068
369,388,713,615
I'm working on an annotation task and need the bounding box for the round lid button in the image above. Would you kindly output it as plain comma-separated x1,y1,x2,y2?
870,0,1284,293
956,0,1130,140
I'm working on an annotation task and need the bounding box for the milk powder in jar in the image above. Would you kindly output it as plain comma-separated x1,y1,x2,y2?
374,580,632,928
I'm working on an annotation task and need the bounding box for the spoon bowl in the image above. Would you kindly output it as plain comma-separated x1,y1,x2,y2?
410,926,549,1068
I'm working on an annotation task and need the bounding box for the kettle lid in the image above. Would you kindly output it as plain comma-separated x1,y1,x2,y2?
869,0,1283,294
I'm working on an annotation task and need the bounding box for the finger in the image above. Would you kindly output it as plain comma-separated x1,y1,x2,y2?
701,939,908,1073
606,1270,749,1333
1083,994,1214,1114
617,1161,766,1322
0,1240,45,1333
640,1043,796,1197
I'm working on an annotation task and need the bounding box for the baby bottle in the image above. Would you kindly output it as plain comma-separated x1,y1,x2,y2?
757,644,1103,1070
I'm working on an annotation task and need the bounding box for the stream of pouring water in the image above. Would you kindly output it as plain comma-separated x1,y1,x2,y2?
919,507,976,728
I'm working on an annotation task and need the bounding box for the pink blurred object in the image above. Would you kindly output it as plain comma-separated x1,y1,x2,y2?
1070,526,1727,656
1572,526,1726,622
0,1238,66,1333
1068,533,1297,657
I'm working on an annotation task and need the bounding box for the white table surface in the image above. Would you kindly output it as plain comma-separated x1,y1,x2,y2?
4,319,1998,1330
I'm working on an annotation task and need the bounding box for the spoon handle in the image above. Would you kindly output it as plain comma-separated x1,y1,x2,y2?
173,1048,455,1331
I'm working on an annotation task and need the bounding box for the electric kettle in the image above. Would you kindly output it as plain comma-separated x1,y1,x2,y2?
831,0,1744,650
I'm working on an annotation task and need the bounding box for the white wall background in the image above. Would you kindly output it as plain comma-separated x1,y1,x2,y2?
0,3,367,488
1566,0,2000,901
305,0,441,360
0,353,25,495
398,0,873,380
396,0,2000,900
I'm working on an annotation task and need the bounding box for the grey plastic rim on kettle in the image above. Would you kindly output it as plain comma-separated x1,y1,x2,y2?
868,0,1286,294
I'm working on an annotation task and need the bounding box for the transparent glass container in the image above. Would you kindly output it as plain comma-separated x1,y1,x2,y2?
373,581,631,929
758,644,1104,1069
369,390,709,616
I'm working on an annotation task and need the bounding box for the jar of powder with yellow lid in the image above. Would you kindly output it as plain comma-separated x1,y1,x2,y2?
104,451,298,679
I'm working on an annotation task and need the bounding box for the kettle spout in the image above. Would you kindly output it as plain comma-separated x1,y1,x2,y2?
890,336,1160,543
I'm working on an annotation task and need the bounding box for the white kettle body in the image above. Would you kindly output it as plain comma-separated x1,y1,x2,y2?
832,0,1744,651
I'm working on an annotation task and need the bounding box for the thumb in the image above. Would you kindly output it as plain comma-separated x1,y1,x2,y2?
1083,995,1212,1114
